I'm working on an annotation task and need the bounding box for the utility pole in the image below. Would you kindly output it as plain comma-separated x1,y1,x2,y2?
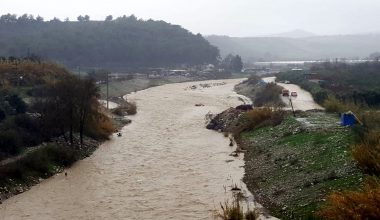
78,66,81,78
289,97,296,117
106,72,109,110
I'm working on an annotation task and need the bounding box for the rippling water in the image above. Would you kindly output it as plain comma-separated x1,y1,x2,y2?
0,79,264,220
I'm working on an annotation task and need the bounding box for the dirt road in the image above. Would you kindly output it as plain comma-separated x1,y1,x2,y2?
263,77,324,111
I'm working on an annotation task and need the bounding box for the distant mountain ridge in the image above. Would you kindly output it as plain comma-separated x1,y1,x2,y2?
264,29,316,38
206,33,380,62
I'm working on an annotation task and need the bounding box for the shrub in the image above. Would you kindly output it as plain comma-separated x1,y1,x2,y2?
244,210,258,220
85,114,115,140
216,198,258,220
314,91,329,104
111,102,137,116
360,110,380,131
0,130,22,155
14,114,36,130
126,102,137,115
111,107,124,116
5,94,27,114
243,107,285,131
318,179,380,220
254,83,285,107
0,108,5,122
218,200,244,220
352,131,380,176
323,96,362,113
0,144,78,182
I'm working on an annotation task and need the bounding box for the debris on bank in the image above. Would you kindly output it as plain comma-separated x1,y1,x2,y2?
206,105,252,132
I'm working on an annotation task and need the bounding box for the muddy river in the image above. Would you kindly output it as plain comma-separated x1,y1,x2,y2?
0,79,267,220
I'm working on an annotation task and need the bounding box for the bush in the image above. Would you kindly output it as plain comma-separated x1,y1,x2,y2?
0,108,5,122
254,83,285,107
360,110,380,131
85,114,115,140
323,96,361,113
111,102,137,116
6,94,27,114
314,91,329,104
318,179,380,220
216,198,258,220
0,130,22,155
352,131,380,176
126,102,137,115
243,107,285,131
111,107,124,116
218,200,244,220
0,144,78,182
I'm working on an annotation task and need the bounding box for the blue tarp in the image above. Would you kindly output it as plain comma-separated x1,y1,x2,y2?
341,113,356,126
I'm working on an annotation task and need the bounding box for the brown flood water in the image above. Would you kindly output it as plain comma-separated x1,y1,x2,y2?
0,79,273,220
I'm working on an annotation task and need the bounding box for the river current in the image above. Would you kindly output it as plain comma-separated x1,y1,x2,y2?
0,79,262,220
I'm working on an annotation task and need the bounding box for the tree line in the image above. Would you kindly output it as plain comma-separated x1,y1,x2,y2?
0,59,113,159
0,14,220,70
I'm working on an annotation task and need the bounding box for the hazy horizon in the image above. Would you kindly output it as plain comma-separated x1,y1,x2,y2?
2,0,380,37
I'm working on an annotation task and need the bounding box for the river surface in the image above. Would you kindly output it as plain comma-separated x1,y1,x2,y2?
0,79,261,220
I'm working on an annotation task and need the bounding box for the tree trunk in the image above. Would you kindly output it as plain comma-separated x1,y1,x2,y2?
69,107,73,146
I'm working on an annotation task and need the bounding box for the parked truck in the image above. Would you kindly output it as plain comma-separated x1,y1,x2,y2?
282,89,290,96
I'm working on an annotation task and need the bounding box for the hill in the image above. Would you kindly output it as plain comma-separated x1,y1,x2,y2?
266,29,316,38
0,14,219,70
206,34,380,62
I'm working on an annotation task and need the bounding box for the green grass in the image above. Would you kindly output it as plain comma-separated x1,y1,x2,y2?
241,114,364,219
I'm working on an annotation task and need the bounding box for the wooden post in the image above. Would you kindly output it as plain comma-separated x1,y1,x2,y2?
289,97,296,117
106,72,109,110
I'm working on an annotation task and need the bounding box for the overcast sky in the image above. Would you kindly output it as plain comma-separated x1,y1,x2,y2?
2,0,380,37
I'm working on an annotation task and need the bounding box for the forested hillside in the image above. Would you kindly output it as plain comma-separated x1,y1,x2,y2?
0,14,219,69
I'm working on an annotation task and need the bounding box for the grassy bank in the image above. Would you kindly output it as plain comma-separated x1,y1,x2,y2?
240,113,363,219
206,72,370,219
207,105,364,219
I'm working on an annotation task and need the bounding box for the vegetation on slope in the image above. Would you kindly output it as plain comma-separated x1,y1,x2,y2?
235,75,285,107
0,14,219,69
240,113,363,219
276,62,380,106
0,58,115,200
274,62,380,219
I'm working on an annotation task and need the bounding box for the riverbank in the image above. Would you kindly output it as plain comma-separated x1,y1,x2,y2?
240,112,363,219
0,136,101,202
99,73,250,99
206,78,365,219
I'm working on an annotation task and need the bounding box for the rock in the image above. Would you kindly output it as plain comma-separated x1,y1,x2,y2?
235,104,253,111
230,152,239,157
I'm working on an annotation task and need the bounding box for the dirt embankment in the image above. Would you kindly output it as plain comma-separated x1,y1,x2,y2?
206,105,252,133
